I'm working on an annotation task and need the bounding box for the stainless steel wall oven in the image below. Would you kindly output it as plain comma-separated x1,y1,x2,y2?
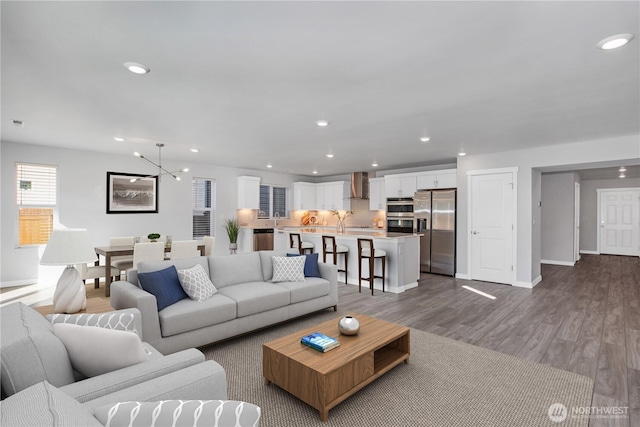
386,198,414,233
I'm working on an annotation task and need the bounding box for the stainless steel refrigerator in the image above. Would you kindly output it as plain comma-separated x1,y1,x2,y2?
414,189,456,276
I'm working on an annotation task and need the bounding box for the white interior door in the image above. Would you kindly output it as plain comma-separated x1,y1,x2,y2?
599,189,640,256
575,182,580,262
470,172,514,284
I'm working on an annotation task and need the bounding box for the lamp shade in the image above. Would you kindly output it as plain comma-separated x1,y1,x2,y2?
40,229,98,266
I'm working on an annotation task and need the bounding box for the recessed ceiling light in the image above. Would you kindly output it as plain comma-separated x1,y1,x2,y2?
458,151,466,156
619,174,626,178
619,167,627,172
312,170,318,174
420,137,431,142
266,164,273,168
316,120,329,127
190,148,199,153
113,136,125,142
372,162,379,167
326,153,334,158
597,34,634,50
124,62,150,74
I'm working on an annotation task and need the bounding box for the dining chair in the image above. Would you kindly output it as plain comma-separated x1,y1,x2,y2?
202,236,215,256
170,240,199,260
132,242,165,269
75,261,119,289
109,236,135,279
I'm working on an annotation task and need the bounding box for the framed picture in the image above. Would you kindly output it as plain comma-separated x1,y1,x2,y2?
106,172,158,214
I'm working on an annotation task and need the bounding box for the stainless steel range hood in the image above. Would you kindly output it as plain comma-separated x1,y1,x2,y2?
350,172,369,199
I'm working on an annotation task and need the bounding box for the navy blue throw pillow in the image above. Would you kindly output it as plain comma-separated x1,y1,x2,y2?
138,266,188,311
287,252,321,278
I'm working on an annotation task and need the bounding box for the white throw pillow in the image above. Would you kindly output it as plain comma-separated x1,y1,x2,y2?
53,323,148,377
177,264,217,302
272,256,306,283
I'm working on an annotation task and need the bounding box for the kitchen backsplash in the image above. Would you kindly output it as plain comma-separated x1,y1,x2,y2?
238,198,386,228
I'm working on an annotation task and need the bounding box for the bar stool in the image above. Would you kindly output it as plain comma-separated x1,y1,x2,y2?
289,233,314,254
322,235,348,282
357,238,386,295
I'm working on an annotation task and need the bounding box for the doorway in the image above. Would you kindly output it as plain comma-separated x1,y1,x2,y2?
597,188,640,256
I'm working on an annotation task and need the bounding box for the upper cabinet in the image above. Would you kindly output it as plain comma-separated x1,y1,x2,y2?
237,176,260,209
385,175,417,198
293,182,316,210
416,169,457,190
294,181,349,211
369,177,385,210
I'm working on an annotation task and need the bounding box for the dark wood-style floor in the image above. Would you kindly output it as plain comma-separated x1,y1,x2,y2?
337,254,639,427
3,254,636,426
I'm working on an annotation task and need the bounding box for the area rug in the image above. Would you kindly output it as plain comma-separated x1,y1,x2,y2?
200,310,593,427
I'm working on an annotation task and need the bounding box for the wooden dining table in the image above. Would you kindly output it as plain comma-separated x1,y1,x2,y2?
95,244,205,297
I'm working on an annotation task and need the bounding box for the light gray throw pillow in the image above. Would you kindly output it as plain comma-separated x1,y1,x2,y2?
53,323,148,377
271,256,305,282
177,264,217,302
94,400,261,427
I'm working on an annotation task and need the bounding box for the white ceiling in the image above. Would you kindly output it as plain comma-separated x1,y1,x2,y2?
2,1,639,177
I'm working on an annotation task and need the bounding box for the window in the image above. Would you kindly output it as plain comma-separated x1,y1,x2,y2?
16,163,57,245
258,184,289,218
192,178,216,239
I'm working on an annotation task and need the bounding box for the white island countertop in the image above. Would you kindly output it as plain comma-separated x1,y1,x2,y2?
281,227,421,239
278,228,420,294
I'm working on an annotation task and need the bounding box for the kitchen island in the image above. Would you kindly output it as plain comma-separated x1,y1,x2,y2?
277,228,420,294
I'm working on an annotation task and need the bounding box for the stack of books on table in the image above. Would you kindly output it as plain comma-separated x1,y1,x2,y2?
301,332,340,352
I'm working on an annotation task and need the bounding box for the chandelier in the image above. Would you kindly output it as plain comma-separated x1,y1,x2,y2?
132,143,188,182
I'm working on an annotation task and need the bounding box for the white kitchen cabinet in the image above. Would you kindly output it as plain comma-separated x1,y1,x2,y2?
369,177,386,210
293,182,317,210
385,175,417,198
416,169,457,190
237,176,260,209
316,181,350,211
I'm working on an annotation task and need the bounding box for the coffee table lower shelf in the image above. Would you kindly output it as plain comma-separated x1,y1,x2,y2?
263,314,410,421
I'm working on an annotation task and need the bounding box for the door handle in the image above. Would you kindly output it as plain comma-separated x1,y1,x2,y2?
472,231,480,235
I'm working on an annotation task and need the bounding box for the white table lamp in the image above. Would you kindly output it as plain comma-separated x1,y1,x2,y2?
40,228,98,313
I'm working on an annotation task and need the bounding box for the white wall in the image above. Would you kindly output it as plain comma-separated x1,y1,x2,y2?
580,177,640,252
541,172,577,264
456,134,639,286
0,141,307,286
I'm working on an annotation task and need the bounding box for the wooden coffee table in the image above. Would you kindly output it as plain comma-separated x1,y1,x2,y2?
263,313,410,421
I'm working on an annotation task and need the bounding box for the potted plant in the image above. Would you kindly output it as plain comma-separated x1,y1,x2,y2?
223,219,239,253
147,233,161,242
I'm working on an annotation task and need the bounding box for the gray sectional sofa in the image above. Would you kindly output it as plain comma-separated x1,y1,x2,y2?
0,302,261,426
111,250,338,355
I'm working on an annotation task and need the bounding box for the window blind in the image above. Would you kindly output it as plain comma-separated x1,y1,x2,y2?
192,178,216,239
16,163,57,245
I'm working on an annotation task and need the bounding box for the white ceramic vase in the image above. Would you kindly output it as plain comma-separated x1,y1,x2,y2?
53,266,87,313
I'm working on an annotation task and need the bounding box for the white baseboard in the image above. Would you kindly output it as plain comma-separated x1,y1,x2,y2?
455,273,471,280
399,282,419,293
513,275,542,289
580,250,599,255
541,259,575,267
0,279,38,288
